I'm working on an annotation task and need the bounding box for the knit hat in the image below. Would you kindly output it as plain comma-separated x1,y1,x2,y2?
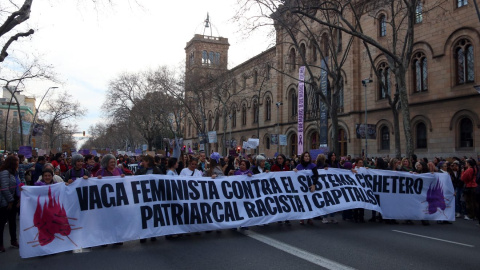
210,152,221,163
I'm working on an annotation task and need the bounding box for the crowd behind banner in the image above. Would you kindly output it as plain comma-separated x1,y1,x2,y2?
0,149,478,256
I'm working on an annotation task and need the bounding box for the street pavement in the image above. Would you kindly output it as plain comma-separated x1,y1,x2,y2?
2,214,480,270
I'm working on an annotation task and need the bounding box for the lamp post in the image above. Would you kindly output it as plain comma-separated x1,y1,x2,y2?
29,86,58,146
276,102,283,154
4,87,23,152
362,79,372,158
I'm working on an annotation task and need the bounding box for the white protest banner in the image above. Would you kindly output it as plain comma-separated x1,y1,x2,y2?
208,131,217,143
247,138,259,148
355,168,455,220
242,141,251,149
20,169,381,258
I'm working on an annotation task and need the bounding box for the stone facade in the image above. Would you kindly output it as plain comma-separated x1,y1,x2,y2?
184,1,480,159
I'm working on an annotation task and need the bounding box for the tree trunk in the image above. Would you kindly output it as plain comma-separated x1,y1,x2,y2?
392,105,401,159
396,68,414,158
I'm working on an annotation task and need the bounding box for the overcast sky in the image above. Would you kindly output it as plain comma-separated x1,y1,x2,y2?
7,0,273,148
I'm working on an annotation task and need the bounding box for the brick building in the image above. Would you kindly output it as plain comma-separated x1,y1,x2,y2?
184,1,480,159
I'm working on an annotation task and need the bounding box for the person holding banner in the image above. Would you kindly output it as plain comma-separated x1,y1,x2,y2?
95,154,125,178
64,154,91,184
0,156,20,252
205,153,224,179
84,154,100,176
252,155,269,174
234,160,253,176
166,158,179,176
180,157,203,177
34,169,55,186
135,155,162,176
294,152,317,225
271,154,290,172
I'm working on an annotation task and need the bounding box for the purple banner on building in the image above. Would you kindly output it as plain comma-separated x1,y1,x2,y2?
297,66,305,155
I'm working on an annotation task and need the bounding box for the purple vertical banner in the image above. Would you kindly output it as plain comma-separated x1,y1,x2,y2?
297,66,305,155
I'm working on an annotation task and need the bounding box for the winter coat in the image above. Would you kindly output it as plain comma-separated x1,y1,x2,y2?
0,170,16,208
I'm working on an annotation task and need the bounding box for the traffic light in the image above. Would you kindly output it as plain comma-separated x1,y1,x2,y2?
236,146,241,153
83,131,85,136
183,145,186,151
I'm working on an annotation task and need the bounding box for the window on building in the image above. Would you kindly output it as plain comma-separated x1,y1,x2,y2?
266,136,270,150
290,89,298,117
338,129,348,156
460,117,473,147
21,112,25,117
265,97,271,121
311,132,319,149
253,100,259,124
266,64,271,80
379,15,387,37
416,122,427,149
455,39,475,85
215,112,219,131
13,111,17,117
378,62,391,99
208,114,213,131
310,40,317,62
215,52,220,65
413,52,428,92
299,43,306,60
289,48,296,71
254,70,258,85
202,50,208,65
242,104,247,126
458,0,468,8
189,52,195,66
232,108,237,128
380,126,390,150
209,52,215,65
415,2,423,23
321,33,329,57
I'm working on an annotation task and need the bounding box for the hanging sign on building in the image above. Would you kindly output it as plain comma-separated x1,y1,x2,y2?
297,66,305,155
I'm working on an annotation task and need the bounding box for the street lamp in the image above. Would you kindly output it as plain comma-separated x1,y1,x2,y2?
29,86,58,146
362,78,372,158
4,87,23,152
276,102,283,154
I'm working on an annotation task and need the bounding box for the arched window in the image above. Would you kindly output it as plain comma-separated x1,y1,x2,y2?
189,52,194,66
338,129,348,156
215,111,219,131
242,104,247,126
415,2,423,23
202,50,208,65
231,108,237,128
458,0,468,8
378,62,391,99
265,97,271,121
311,131,319,149
209,51,215,65
416,122,427,149
208,114,213,131
289,48,296,71
215,52,220,65
413,52,428,92
290,134,297,157
321,33,329,57
254,70,258,85
290,89,298,117
455,39,474,85
253,100,259,124
380,126,390,150
266,136,271,150
460,118,474,147
310,39,317,62
299,43,306,60
379,15,387,37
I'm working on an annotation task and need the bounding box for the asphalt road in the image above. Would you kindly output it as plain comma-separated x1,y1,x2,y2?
2,215,480,270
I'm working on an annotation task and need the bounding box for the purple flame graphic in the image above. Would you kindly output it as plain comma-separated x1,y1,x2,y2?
426,180,446,215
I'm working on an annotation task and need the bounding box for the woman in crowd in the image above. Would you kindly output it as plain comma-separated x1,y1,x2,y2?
84,154,100,176
461,159,478,221
95,154,125,178
0,156,20,252
326,152,340,168
180,157,203,177
352,158,366,223
252,155,269,174
166,158,179,176
234,160,253,176
450,161,465,218
411,161,430,225
400,158,413,172
370,158,390,223
205,153,224,178
271,154,290,172
294,152,316,225
224,156,236,176
135,155,162,175
34,169,56,186
65,154,91,184
439,161,449,173
37,163,64,184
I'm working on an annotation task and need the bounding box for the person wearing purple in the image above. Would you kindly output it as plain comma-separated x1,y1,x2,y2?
234,160,253,177
294,152,316,225
34,169,55,186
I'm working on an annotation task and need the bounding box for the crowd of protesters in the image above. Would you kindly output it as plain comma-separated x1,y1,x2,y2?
1,150,480,253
